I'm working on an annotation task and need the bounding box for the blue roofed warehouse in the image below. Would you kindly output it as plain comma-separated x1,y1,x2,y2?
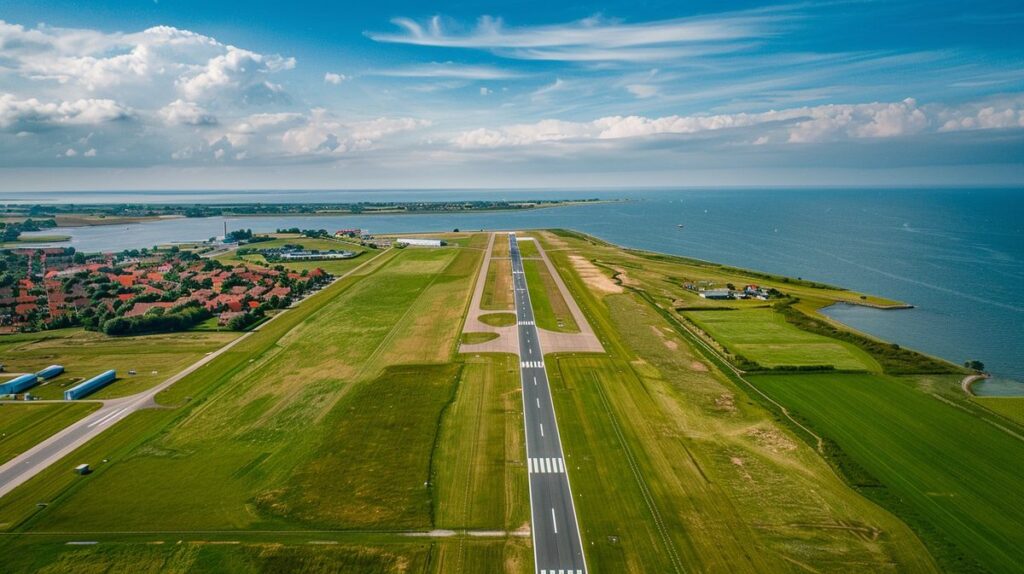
64,370,117,401
0,373,38,395
36,365,64,380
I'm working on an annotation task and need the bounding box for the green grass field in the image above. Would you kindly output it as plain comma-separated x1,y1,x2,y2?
522,259,578,333
515,239,539,258
482,256,514,310
0,329,239,400
478,312,517,327
0,402,101,465
685,308,879,371
461,332,499,344
975,396,1024,424
750,372,1024,573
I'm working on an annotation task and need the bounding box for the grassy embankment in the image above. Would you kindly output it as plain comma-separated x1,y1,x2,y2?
0,402,101,465
0,328,239,400
0,237,531,573
543,228,1024,573
532,230,937,573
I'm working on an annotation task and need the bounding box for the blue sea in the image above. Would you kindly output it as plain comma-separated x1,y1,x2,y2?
8,187,1022,395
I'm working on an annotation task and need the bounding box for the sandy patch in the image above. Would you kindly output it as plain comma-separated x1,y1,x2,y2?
715,393,737,413
611,265,641,288
690,361,709,372
648,325,679,350
569,255,623,294
745,426,797,453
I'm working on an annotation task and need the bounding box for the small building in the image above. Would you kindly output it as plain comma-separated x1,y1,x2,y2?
64,370,116,400
700,288,734,300
0,373,39,395
74,464,91,475
36,364,64,380
395,238,445,247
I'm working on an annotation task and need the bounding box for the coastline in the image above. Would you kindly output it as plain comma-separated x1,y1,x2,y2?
961,373,990,396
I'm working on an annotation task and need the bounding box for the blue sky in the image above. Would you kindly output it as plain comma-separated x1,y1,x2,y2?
1,0,1022,190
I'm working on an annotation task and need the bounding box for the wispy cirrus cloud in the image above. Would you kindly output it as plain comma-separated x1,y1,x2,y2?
367,12,778,62
372,62,522,79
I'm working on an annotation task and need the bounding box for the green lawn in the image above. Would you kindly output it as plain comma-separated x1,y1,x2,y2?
478,313,517,327
750,372,1024,573
515,239,539,258
434,354,529,531
685,308,879,371
0,329,239,400
461,332,499,344
523,259,578,333
975,396,1024,424
481,257,514,310
0,402,101,465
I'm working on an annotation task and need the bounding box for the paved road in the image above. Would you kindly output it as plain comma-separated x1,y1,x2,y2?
510,233,587,574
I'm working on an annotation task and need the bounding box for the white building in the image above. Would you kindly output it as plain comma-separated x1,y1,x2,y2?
395,238,444,247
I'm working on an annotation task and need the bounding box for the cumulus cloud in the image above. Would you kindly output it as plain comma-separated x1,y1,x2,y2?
0,21,296,106
159,99,217,126
0,93,133,130
324,72,348,84
451,97,1023,149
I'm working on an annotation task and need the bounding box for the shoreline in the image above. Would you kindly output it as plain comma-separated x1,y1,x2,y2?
961,373,991,396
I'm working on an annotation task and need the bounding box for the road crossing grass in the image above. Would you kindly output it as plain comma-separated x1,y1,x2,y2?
685,308,879,371
522,259,578,333
0,402,101,465
0,328,238,400
751,372,1024,573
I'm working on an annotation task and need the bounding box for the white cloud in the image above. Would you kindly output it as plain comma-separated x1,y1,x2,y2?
159,99,217,126
480,87,493,96
373,62,521,79
64,148,77,157
450,98,1008,149
937,99,1024,132
84,148,97,157
0,21,296,106
368,12,770,62
626,84,658,99
0,93,133,130
324,72,348,85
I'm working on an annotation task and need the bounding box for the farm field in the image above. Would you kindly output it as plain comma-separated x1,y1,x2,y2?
522,258,578,333
0,402,101,465
750,372,1024,573
0,328,239,400
684,308,880,371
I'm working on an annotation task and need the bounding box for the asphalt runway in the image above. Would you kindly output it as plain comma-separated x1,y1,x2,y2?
510,233,587,574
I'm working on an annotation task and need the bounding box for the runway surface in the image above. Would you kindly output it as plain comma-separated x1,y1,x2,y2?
510,233,587,574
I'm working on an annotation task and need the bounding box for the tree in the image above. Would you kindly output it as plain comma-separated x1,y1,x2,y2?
964,360,986,372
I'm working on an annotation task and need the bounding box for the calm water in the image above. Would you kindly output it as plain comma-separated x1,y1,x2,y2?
10,188,1023,394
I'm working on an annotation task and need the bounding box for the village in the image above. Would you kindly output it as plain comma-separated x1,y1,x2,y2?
0,245,332,334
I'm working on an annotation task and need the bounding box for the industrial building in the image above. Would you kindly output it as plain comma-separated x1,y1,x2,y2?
36,365,64,380
395,238,445,247
64,370,117,401
0,373,39,395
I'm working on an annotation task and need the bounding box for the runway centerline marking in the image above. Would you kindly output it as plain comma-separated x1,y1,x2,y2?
552,508,558,534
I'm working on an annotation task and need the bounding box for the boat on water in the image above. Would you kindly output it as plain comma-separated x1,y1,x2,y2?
677,224,684,228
